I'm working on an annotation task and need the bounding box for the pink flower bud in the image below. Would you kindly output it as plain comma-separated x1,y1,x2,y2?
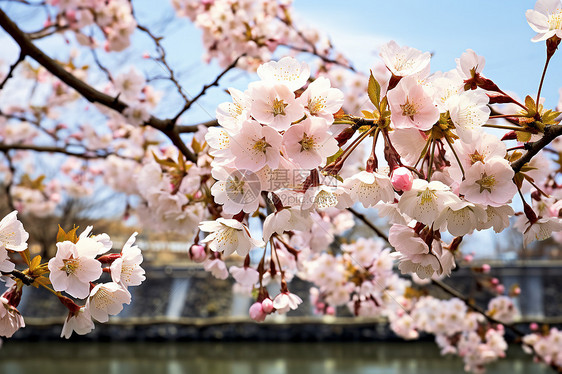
189,244,207,263
249,302,266,322
513,287,521,295
496,284,505,294
491,277,499,285
391,167,413,192
326,306,335,316
482,264,491,273
530,322,538,331
464,254,473,263
261,298,274,314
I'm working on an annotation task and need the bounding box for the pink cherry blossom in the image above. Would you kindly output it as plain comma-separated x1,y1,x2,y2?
456,49,486,80
199,218,264,257
459,157,517,207
48,238,103,299
297,77,344,122
86,282,131,323
230,119,282,171
249,302,266,322
0,211,29,252
110,232,146,288
343,171,395,208
256,56,310,92
282,117,339,169
61,307,94,339
249,83,304,131
272,291,303,314
388,76,439,131
526,0,562,42
0,297,25,338
379,41,431,77
391,167,414,191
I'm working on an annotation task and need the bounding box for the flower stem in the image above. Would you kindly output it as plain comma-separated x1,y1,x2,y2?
482,124,530,132
444,136,465,179
536,54,553,109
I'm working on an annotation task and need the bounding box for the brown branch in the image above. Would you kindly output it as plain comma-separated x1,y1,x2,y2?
130,0,191,106
1,269,34,286
0,8,197,162
347,207,389,244
0,51,25,90
0,143,125,159
512,124,562,173
176,119,218,133
172,54,245,123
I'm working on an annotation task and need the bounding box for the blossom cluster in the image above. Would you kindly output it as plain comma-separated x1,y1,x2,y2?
47,0,136,52
523,327,562,368
394,296,514,374
0,211,145,339
171,0,341,69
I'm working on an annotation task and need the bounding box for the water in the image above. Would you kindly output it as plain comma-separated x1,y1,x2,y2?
0,342,551,374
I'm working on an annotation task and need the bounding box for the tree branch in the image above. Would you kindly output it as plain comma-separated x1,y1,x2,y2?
0,51,25,90
171,53,245,123
176,119,218,133
347,207,389,244
511,124,562,173
0,143,129,159
0,9,197,162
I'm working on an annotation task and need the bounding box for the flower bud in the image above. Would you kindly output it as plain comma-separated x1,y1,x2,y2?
249,302,266,322
189,244,207,263
482,263,491,273
261,298,274,314
391,167,413,192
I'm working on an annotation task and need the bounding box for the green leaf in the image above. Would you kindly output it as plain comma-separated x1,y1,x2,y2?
325,148,344,166
368,71,381,111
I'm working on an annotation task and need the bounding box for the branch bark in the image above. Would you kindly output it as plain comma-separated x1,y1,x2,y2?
511,124,562,173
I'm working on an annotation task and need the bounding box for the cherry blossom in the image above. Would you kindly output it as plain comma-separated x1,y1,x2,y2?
230,119,282,171
48,238,103,299
459,158,517,207
256,57,310,92
387,76,440,131
0,296,25,338
86,282,131,323
199,218,264,257
282,117,339,169
61,307,94,339
456,49,486,80
298,76,344,122
379,41,431,78
526,0,562,42
397,179,459,226
110,232,146,288
343,171,395,208
249,83,304,131
0,211,29,252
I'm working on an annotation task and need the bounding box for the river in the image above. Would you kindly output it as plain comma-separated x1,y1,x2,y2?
0,341,551,373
